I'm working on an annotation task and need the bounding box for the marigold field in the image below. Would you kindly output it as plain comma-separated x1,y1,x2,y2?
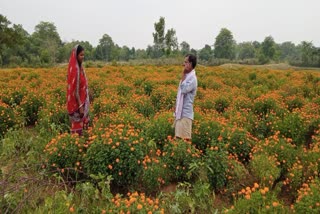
1,64,320,213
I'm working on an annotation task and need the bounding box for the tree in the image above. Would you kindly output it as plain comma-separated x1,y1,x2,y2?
152,17,165,57
278,41,299,62
119,45,130,61
237,42,256,60
299,41,316,66
95,34,115,61
259,36,277,64
32,21,62,64
135,49,148,59
0,15,25,66
199,44,213,61
214,28,236,59
180,41,190,56
165,28,178,56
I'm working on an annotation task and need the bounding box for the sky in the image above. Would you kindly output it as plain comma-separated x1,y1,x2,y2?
1,0,320,50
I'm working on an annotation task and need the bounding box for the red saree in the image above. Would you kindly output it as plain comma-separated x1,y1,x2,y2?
67,45,90,135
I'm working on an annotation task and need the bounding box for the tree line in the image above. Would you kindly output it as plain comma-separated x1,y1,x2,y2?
1,15,320,67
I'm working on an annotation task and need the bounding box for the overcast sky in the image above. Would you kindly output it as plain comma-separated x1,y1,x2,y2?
1,0,319,49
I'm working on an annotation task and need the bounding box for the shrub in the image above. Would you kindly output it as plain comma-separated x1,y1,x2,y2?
204,147,229,191
274,112,306,146
249,154,281,188
192,119,222,152
144,112,174,147
140,151,169,194
222,127,255,164
286,96,304,112
214,96,230,113
116,83,132,96
162,139,202,182
1,90,26,107
20,93,44,126
84,124,145,188
253,97,277,116
227,184,288,214
132,95,155,118
37,104,70,134
44,133,87,181
294,179,320,213
0,105,16,136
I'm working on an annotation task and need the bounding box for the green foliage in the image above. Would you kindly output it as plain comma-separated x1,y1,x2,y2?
84,124,145,188
44,133,86,180
205,148,228,191
294,179,320,213
162,181,216,214
140,151,169,194
214,28,236,59
249,154,281,187
228,189,288,214
144,112,174,147
162,139,202,182
253,97,277,116
0,106,15,136
286,96,304,112
214,96,230,113
116,83,132,96
222,127,255,164
192,119,222,152
275,112,306,146
259,36,277,64
261,137,298,178
20,93,44,126
1,90,26,107
133,95,155,118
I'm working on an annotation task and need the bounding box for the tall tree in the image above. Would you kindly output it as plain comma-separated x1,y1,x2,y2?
32,21,62,64
165,28,178,56
119,45,130,61
152,17,165,57
237,42,256,60
180,41,190,56
0,15,24,65
299,41,316,66
259,36,277,64
95,34,115,61
214,28,236,59
199,44,213,61
278,41,299,62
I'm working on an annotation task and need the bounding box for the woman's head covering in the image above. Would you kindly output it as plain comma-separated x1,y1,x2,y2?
76,45,84,56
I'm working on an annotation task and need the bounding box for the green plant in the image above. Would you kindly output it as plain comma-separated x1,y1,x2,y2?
274,112,306,146
192,119,222,152
44,133,87,181
204,147,229,191
162,139,202,182
294,179,320,213
222,127,255,164
84,124,145,188
144,112,174,148
249,154,281,188
20,93,44,126
214,96,230,113
0,105,16,137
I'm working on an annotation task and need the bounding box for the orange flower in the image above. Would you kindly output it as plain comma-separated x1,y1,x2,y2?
137,204,143,210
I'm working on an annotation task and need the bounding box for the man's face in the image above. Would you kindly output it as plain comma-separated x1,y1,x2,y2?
183,57,192,72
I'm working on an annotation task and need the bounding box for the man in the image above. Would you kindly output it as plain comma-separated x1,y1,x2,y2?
174,54,198,140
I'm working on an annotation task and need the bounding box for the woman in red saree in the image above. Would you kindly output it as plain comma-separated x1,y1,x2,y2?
67,45,90,135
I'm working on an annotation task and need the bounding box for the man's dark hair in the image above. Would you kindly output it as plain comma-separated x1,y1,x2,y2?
186,54,197,68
